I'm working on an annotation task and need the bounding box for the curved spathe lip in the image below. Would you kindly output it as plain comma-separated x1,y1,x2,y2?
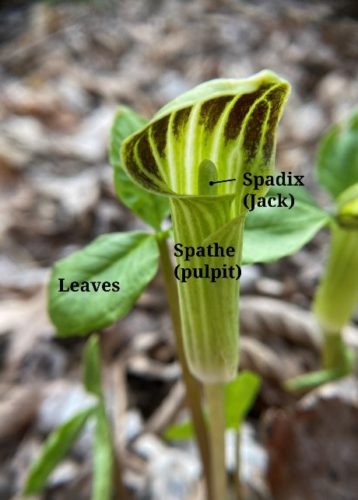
121,71,290,200
153,70,289,121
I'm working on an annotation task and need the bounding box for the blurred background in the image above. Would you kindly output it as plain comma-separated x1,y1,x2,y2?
0,1,357,499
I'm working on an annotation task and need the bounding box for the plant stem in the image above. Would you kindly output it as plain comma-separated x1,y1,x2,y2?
314,225,358,331
322,329,352,374
204,383,227,500
233,430,244,500
314,224,358,373
157,236,212,498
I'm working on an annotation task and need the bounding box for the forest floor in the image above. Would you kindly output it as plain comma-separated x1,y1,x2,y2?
0,1,358,499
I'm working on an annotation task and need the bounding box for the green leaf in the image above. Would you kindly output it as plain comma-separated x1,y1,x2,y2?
92,406,113,500
110,106,170,230
164,419,194,441
285,368,346,392
242,197,330,264
224,370,261,429
269,184,317,206
336,182,358,229
49,231,159,336
164,371,261,441
316,109,358,200
24,407,95,495
83,336,102,398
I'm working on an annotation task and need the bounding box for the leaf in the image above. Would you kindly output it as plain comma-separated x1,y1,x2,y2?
164,371,261,441
242,197,330,264
92,406,113,500
268,184,317,206
83,336,102,398
285,368,347,392
316,108,358,201
24,407,95,495
224,370,261,429
110,106,170,230
49,231,159,336
336,182,358,229
164,419,194,441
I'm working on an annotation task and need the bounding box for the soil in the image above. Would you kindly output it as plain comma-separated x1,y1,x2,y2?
0,1,357,499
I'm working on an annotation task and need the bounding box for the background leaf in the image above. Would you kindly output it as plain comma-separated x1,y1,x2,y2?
92,407,113,500
49,231,159,336
83,336,102,398
336,182,358,229
164,419,194,441
242,194,329,264
224,370,261,429
316,108,358,201
269,184,317,206
164,371,260,440
110,106,170,230
24,407,95,495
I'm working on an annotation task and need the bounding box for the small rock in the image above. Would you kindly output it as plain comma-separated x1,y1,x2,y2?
127,355,180,382
0,136,30,170
124,410,144,443
285,103,326,143
2,116,49,155
33,169,100,220
255,278,285,298
317,72,352,107
241,425,269,495
241,265,261,294
143,447,201,500
132,433,167,461
52,106,115,163
0,256,49,291
56,76,90,115
37,381,96,434
155,71,191,103
47,460,80,489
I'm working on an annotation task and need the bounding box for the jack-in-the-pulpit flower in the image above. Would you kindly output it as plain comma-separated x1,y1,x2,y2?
121,70,290,383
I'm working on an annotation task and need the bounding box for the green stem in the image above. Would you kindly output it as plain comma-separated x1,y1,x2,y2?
157,236,212,499
205,383,227,500
314,224,358,373
314,225,358,333
285,369,343,392
321,329,352,374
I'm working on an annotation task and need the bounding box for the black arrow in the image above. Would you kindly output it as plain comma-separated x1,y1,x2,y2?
208,178,237,186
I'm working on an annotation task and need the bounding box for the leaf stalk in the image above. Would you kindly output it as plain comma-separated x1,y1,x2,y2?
314,223,358,372
204,383,227,500
157,236,212,499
